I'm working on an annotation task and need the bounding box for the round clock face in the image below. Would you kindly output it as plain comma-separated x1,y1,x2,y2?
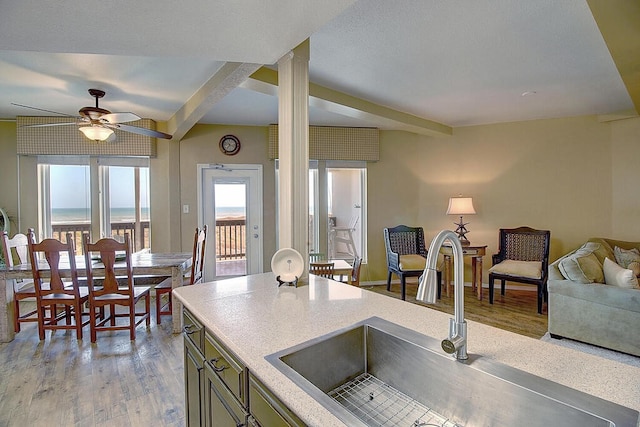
219,135,241,156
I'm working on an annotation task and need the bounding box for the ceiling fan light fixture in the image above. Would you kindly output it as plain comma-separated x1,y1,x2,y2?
79,125,114,141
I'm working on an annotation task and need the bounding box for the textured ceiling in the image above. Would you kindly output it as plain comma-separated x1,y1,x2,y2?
0,0,637,136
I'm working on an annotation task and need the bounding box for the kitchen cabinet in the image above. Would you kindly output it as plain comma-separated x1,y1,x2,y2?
183,310,205,427
203,330,248,426
248,373,304,427
183,308,304,427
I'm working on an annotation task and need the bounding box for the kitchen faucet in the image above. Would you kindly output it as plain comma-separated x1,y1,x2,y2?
416,229,468,360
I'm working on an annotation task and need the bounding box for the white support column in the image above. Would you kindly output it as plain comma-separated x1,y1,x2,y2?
277,40,310,271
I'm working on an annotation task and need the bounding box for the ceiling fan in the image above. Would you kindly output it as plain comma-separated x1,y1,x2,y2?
13,88,173,141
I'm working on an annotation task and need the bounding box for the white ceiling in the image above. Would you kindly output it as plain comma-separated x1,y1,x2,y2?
0,0,636,136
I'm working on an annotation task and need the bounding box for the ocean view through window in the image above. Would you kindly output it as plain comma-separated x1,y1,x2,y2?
40,159,151,253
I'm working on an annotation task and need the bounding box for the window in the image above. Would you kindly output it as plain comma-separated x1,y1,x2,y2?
326,162,367,263
38,157,150,253
275,160,367,262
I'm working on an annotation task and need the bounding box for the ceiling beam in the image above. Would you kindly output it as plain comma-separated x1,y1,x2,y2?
167,62,261,141
241,67,452,137
587,0,640,114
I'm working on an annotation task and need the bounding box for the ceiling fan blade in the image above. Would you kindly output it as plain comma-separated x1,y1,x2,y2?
105,131,118,143
20,122,78,128
115,123,173,139
100,112,141,124
11,103,78,118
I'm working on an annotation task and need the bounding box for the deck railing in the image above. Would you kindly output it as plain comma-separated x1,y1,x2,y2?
52,221,150,254
52,219,246,261
215,218,246,260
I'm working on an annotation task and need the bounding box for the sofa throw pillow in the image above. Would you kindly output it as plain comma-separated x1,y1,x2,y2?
613,246,640,270
488,259,542,279
584,241,614,265
603,257,639,289
628,261,640,278
557,250,604,284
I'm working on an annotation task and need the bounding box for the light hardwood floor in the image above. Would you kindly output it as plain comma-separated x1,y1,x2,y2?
366,281,549,339
0,282,547,427
0,301,185,427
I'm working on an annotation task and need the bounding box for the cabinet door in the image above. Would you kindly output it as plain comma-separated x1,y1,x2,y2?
204,363,248,427
248,374,305,427
185,337,205,427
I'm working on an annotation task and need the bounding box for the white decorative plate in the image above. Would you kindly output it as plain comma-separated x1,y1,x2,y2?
271,248,304,283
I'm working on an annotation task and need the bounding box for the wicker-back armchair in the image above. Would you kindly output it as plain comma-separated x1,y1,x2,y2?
383,225,441,300
488,226,551,314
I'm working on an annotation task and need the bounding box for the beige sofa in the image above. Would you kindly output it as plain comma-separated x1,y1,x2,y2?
547,237,640,356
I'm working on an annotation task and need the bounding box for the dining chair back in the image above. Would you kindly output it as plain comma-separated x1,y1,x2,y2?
155,225,208,324
309,252,325,263
83,233,151,342
27,230,89,340
2,230,39,332
190,225,208,285
310,262,335,279
348,256,362,286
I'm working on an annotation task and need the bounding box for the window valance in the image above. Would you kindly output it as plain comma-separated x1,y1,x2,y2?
16,116,158,157
268,124,379,161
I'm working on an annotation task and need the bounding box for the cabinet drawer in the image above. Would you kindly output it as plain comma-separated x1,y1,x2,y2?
182,309,204,352
205,332,246,406
462,249,479,255
249,374,305,427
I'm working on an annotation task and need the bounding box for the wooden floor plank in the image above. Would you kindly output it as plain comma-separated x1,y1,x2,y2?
365,281,549,339
0,300,184,427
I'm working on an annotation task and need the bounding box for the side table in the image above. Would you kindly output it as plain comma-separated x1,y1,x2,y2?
440,244,487,300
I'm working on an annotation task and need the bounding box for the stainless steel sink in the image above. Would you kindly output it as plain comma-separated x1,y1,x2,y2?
266,317,639,427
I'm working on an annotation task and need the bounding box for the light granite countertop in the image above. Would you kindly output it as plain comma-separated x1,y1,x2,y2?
173,272,640,427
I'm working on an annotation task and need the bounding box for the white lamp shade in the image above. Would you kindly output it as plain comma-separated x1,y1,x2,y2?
79,126,114,141
447,197,476,215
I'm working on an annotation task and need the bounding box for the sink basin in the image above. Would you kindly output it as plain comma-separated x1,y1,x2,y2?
266,317,639,427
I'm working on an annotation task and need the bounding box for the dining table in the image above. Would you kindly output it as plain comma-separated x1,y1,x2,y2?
328,258,353,281
0,251,192,342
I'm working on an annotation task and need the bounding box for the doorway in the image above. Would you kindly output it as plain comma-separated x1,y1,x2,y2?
198,164,263,281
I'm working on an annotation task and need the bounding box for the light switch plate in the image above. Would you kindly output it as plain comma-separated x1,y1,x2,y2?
182,204,189,214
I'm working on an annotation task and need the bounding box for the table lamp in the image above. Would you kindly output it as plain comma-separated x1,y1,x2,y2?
447,196,476,246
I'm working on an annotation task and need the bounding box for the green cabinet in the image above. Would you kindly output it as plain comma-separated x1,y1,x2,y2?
248,374,305,427
204,361,247,426
183,310,205,427
183,308,306,427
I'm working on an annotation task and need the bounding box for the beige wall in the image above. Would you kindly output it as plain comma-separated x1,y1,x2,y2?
367,115,617,283
2,115,639,285
0,122,19,233
177,124,276,271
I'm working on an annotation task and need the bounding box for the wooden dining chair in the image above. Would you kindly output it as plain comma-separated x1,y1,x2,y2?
310,262,335,279
27,230,90,340
309,253,325,263
83,233,151,342
155,225,207,324
347,256,362,286
2,230,39,333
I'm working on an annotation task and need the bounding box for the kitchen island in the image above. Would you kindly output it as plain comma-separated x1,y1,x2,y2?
173,273,640,426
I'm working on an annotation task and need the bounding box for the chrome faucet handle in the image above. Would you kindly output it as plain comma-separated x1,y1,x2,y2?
442,318,468,359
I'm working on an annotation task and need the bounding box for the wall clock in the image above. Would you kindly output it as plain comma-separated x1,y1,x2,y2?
219,135,241,156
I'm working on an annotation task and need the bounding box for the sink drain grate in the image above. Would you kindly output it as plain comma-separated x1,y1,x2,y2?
328,373,461,427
